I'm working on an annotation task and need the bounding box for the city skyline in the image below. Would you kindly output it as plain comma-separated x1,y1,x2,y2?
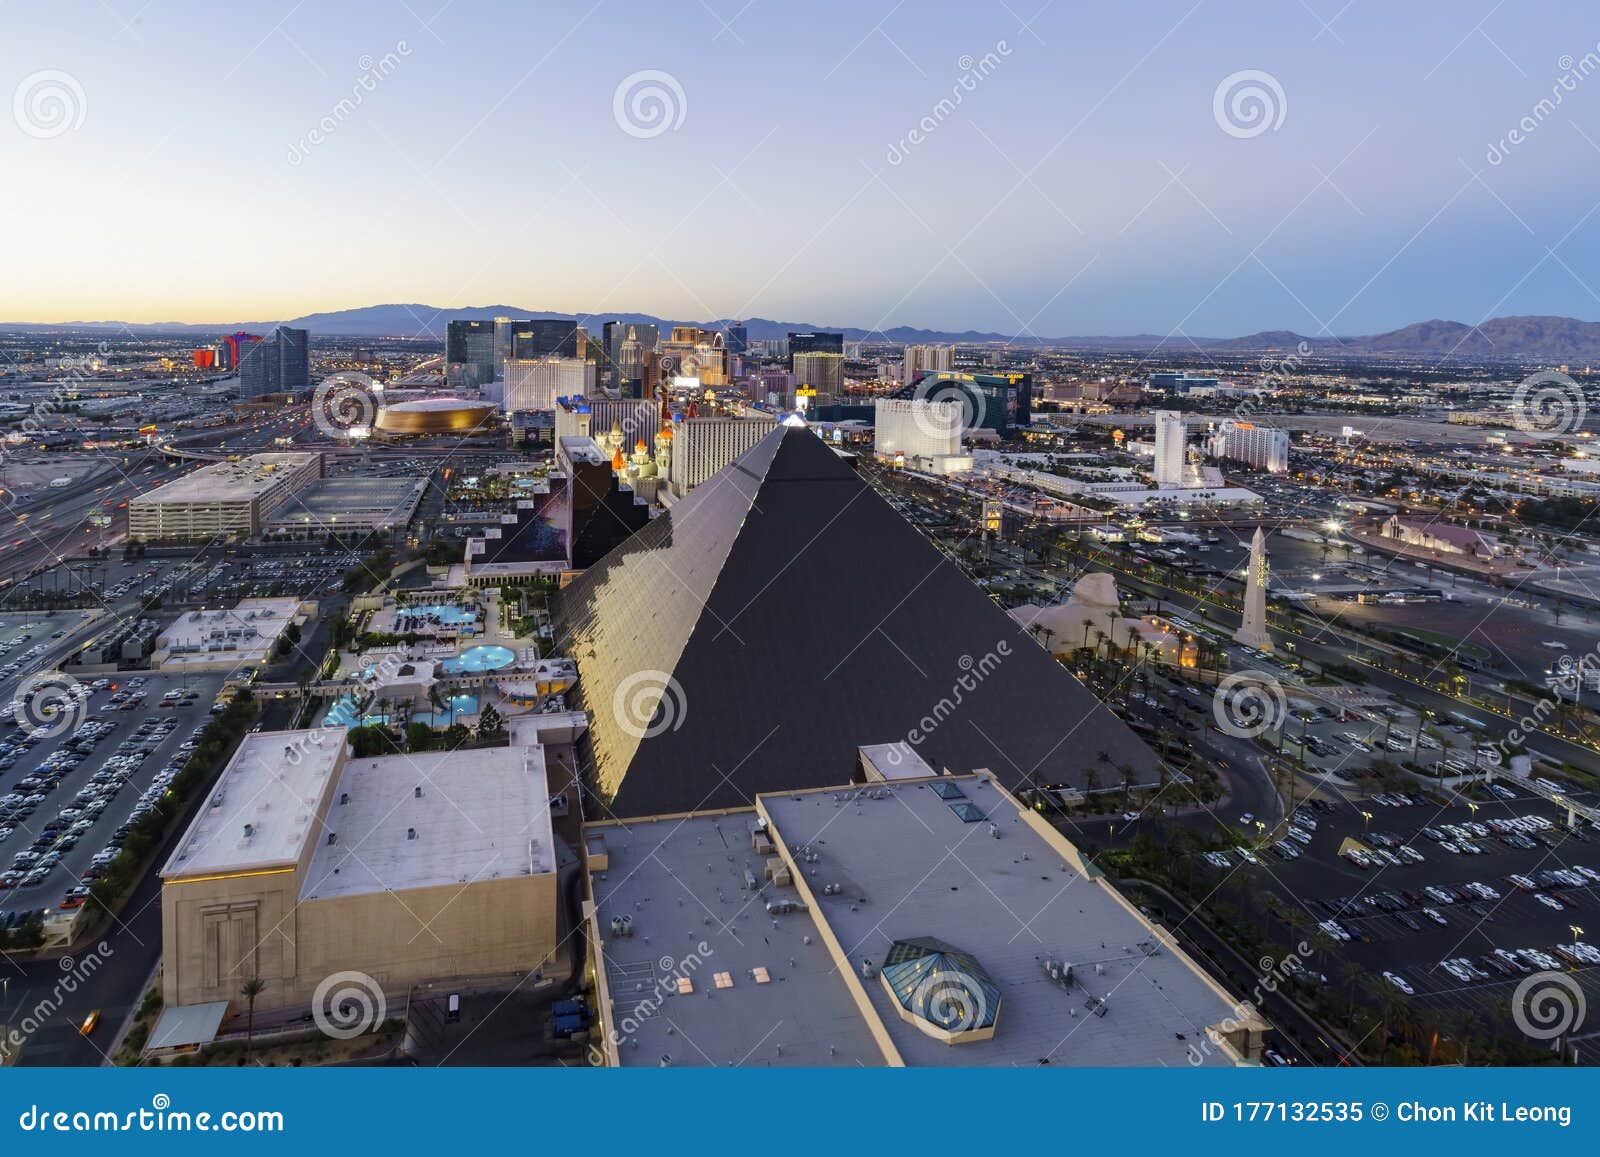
6,0,1600,1100
8,2,1600,336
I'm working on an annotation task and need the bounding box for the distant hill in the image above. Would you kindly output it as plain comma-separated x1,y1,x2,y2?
7,306,1600,362
1197,316,1600,361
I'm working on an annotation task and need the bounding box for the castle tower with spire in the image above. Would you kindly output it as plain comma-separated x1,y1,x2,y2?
654,422,673,475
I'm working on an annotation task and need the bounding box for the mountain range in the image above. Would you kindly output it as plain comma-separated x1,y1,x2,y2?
7,307,1600,363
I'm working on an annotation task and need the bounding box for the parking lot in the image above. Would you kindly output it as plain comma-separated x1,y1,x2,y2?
1280,699,1555,785
17,552,359,613
0,610,97,698
179,554,355,602
0,669,229,925
1207,786,1600,1056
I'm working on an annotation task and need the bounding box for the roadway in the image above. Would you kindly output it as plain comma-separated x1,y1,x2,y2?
5,827,168,1065
1,452,189,587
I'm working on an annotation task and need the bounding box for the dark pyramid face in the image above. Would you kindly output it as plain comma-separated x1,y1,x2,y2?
555,426,1160,819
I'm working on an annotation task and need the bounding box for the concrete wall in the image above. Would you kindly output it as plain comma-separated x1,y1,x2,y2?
291,874,558,1009
161,868,302,1010
162,870,558,1015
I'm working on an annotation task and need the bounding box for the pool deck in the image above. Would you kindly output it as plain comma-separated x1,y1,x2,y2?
325,588,554,729
368,597,484,637
441,645,517,673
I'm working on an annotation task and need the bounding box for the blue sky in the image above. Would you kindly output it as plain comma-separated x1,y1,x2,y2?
6,0,1600,337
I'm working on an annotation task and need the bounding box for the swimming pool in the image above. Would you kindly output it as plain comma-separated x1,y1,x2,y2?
324,694,389,729
412,694,480,728
441,645,515,673
396,603,478,628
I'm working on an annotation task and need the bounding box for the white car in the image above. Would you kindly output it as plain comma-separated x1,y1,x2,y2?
1383,971,1414,995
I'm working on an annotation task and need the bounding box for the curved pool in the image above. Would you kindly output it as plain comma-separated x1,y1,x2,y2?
324,694,389,729
413,694,480,728
396,603,478,628
441,644,516,673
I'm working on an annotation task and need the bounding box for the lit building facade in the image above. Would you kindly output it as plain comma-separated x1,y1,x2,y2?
667,416,779,496
555,396,661,449
874,398,970,473
445,319,496,387
1209,422,1289,473
903,343,954,383
502,358,596,414
792,351,845,404
129,452,323,541
1153,410,1187,487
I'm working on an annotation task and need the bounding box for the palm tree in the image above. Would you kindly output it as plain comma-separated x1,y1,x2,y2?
240,977,266,1061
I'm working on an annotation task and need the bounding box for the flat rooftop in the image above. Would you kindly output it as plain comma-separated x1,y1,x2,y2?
156,597,299,656
857,741,935,782
162,729,343,879
559,435,606,465
589,812,885,1067
760,776,1242,1067
301,744,554,901
133,452,320,506
265,474,428,531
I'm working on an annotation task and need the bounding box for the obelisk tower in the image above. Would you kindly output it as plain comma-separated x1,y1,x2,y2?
1233,526,1273,651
